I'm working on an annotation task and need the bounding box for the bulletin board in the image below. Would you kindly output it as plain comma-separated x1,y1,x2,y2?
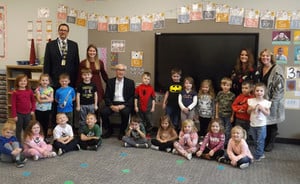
285,66,300,109
0,5,6,58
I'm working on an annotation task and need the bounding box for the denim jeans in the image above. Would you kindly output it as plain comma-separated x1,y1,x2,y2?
249,125,266,159
166,105,180,129
220,117,232,146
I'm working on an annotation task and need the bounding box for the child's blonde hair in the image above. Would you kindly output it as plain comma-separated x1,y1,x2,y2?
181,119,198,133
39,73,51,83
1,120,16,133
220,77,232,86
14,74,30,90
231,125,247,140
56,113,68,120
198,79,215,98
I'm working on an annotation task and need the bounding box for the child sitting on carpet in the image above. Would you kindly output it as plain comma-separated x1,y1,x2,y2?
150,115,178,152
122,115,149,148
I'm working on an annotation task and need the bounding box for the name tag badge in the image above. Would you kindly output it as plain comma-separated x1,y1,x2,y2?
61,59,66,66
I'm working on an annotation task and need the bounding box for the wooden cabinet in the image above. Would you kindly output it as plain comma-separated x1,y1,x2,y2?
6,65,43,118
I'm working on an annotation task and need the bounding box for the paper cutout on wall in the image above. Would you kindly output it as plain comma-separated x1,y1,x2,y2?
259,10,275,29
203,2,216,20
57,4,67,20
130,16,141,32
76,10,87,27
153,13,165,29
118,16,129,32
229,7,244,25
108,16,118,32
111,40,125,52
190,3,203,21
141,14,153,31
275,10,291,29
131,51,143,67
294,30,300,45
88,13,98,29
272,31,291,45
177,6,190,23
98,47,107,70
274,45,288,64
98,15,108,31
215,4,229,23
67,8,77,24
110,52,118,66
294,46,300,64
244,9,259,28
291,11,300,29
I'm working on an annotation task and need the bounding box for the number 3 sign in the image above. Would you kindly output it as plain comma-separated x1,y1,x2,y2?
286,66,300,79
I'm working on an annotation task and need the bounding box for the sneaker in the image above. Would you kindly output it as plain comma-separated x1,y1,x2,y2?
218,156,230,164
87,145,98,151
239,163,250,169
124,142,129,147
172,149,178,155
186,153,192,160
49,151,57,157
16,160,25,168
58,148,63,156
33,155,39,161
76,144,81,150
255,154,265,162
145,143,149,148
150,145,159,150
166,148,172,153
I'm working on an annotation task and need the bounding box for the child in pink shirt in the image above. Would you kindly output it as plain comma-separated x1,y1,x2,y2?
23,120,56,160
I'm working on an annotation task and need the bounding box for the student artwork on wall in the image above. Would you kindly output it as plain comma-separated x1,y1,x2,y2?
215,4,229,23
153,13,165,29
129,66,144,76
130,16,141,32
110,52,118,66
88,13,98,30
272,31,291,45
274,45,288,64
294,46,300,64
97,47,107,70
203,2,216,20
259,10,275,29
98,15,108,31
244,9,259,28
0,5,5,58
108,17,118,32
141,15,153,31
76,10,87,27
294,30,300,45
291,10,300,29
67,8,77,24
285,66,300,109
57,4,67,20
111,40,125,52
229,7,244,25
190,3,202,21
275,10,291,29
131,51,143,67
118,16,129,32
177,6,190,24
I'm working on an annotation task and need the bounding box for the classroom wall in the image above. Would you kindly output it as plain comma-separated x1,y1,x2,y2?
1,0,299,140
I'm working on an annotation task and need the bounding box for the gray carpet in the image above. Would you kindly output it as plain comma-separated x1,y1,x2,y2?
0,138,299,184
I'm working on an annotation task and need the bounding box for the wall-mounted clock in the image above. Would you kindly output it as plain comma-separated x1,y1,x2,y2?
38,7,50,18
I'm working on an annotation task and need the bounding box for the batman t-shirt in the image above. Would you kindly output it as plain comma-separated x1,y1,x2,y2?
166,81,182,107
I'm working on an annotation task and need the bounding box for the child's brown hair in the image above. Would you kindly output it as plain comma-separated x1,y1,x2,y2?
23,120,44,141
14,74,30,90
81,68,92,74
171,68,182,76
59,73,70,80
207,118,225,134
220,77,232,86
159,115,174,130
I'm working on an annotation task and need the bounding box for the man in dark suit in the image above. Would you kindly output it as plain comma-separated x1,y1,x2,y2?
43,23,80,89
100,64,135,140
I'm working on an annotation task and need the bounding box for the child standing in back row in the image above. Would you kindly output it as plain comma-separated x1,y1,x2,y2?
173,119,198,160
232,81,254,134
55,73,76,126
162,68,182,130
178,77,198,123
247,83,271,161
134,72,156,133
215,77,235,147
150,115,178,152
196,79,215,137
76,68,98,131
35,74,54,138
11,74,36,142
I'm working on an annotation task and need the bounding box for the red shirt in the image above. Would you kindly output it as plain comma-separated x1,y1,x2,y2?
11,89,36,118
232,94,254,121
135,84,155,112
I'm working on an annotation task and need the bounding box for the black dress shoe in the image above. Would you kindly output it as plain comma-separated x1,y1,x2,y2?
102,130,113,139
118,134,124,140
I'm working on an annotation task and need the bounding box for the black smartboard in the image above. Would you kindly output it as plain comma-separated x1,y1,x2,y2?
155,33,259,92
